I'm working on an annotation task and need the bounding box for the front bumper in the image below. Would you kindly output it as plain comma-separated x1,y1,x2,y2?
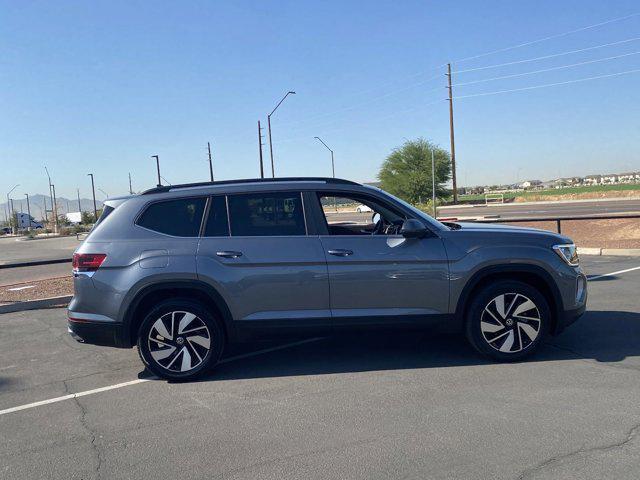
555,303,586,334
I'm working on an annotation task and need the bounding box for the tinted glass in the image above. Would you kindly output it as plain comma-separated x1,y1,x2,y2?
137,198,206,237
228,192,305,236
204,196,229,236
95,205,114,226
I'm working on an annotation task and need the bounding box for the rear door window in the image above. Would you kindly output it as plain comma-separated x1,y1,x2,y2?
137,197,206,237
227,192,306,236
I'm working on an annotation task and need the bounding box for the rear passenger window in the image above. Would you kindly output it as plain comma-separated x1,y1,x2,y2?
228,192,306,236
137,198,206,237
204,196,229,237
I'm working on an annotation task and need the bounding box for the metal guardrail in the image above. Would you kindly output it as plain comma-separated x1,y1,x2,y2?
471,213,640,234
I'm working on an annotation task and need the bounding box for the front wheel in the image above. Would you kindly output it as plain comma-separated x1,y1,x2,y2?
465,280,550,362
137,299,225,381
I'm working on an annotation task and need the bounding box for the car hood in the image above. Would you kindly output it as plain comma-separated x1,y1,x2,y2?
448,221,573,243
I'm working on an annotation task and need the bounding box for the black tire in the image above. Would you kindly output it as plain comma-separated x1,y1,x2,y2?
465,280,550,362
137,298,225,381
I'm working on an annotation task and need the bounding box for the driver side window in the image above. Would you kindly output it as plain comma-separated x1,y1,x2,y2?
317,193,406,236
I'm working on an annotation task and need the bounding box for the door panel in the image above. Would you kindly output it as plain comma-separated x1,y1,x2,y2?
319,235,449,322
197,236,330,324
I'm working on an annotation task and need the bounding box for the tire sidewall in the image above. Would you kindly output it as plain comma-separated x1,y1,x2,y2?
137,299,225,381
466,280,550,361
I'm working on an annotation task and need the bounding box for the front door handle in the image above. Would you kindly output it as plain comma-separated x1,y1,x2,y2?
327,249,353,257
216,251,243,259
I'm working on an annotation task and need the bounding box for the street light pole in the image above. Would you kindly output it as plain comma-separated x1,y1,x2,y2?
25,193,32,230
87,173,97,222
51,184,58,230
77,189,82,213
267,91,296,178
44,166,57,232
6,184,19,234
314,136,335,178
152,155,161,187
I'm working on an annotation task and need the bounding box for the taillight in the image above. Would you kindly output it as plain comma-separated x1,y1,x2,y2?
73,253,107,272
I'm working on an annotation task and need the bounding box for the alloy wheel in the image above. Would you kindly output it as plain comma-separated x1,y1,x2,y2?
480,293,542,353
147,311,212,372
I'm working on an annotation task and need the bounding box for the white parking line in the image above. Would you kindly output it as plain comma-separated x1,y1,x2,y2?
0,337,323,417
588,265,640,281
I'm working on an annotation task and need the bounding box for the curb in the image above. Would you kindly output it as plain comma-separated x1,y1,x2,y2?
0,258,71,270
577,247,640,257
0,295,72,314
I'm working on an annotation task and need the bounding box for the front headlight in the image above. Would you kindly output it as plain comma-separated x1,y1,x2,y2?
553,244,579,266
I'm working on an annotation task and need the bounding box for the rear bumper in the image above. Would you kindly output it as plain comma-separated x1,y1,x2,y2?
67,315,126,348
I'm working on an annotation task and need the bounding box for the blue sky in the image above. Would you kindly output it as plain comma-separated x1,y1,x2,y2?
1,0,639,200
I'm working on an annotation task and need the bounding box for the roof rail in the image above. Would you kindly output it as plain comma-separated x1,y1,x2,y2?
141,177,360,195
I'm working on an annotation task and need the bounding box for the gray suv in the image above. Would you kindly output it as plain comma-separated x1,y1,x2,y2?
68,178,587,380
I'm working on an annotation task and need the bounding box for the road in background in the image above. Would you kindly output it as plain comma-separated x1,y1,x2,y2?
0,262,71,286
439,198,640,219
1,256,639,479
0,236,78,265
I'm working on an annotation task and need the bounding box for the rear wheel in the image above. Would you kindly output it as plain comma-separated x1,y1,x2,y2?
465,280,550,361
137,299,225,381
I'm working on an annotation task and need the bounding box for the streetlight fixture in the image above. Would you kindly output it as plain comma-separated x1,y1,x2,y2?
6,184,19,234
267,91,296,178
87,173,97,222
152,155,161,187
314,136,335,178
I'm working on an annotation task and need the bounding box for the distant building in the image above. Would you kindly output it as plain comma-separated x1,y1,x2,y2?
519,180,542,189
584,175,602,185
618,172,640,183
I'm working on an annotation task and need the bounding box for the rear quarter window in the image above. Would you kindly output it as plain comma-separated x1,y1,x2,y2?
137,197,206,237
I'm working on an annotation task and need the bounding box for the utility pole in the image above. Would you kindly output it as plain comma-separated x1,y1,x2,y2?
7,184,19,234
152,155,161,187
431,148,437,218
77,189,81,213
25,194,32,230
446,63,458,204
258,121,265,178
87,173,97,222
267,91,296,178
128,173,133,194
207,142,214,182
43,194,48,223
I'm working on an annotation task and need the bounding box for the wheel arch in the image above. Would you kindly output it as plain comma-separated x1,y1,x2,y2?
121,280,234,347
455,264,564,334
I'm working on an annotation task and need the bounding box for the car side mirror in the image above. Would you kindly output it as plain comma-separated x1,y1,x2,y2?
400,219,428,239
371,212,381,224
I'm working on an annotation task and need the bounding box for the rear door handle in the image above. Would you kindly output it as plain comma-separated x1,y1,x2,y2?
327,249,353,257
216,251,243,259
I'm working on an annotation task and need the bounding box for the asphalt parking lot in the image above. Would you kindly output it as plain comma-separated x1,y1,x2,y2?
1,256,639,479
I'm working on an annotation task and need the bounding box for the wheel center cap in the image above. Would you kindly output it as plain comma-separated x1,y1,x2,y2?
176,337,185,345
505,318,514,327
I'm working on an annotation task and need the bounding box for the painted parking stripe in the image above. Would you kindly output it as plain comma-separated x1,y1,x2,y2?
588,265,640,281
0,337,323,417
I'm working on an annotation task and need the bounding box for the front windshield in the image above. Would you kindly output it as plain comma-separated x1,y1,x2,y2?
364,186,447,231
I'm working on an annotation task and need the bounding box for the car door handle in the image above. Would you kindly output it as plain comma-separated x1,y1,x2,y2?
216,251,243,258
327,249,353,257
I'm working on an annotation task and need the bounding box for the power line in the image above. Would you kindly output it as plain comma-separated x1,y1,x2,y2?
452,51,640,87
453,68,640,99
453,36,640,74
452,12,640,64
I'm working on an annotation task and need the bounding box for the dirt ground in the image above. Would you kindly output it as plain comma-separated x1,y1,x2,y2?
514,190,640,202
0,276,72,305
505,218,640,248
